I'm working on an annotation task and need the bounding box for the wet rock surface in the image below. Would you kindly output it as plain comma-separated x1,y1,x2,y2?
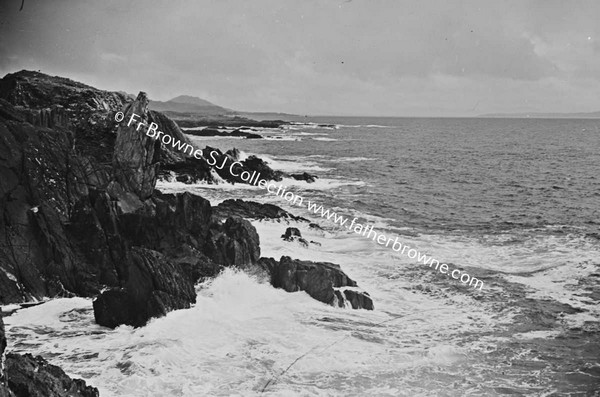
92,247,196,328
281,227,309,247
259,256,374,310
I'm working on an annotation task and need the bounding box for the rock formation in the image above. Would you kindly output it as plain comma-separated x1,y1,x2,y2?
281,227,309,247
259,256,374,310
214,199,308,222
112,92,158,201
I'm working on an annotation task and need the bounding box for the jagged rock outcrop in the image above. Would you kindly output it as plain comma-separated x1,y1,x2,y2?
259,256,374,310
241,155,283,181
205,218,260,268
0,70,129,164
214,199,308,222
112,92,158,201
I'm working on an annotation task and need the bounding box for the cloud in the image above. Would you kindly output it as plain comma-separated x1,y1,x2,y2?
1,0,599,115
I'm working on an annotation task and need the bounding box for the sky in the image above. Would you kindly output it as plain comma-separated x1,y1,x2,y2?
1,0,599,116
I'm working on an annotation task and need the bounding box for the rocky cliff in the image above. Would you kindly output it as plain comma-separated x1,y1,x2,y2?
0,68,375,395
0,68,373,317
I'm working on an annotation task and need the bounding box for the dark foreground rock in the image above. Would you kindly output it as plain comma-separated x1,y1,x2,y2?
259,256,373,310
92,247,196,328
4,354,99,397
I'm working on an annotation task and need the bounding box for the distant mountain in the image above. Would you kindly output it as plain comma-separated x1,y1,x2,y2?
479,110,600,119
169,95,216,107
149,95,231,116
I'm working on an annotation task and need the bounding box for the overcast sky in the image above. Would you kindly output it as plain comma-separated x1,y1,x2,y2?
1,0,599,116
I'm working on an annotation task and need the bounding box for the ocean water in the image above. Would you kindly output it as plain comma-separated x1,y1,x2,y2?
5,117,600,396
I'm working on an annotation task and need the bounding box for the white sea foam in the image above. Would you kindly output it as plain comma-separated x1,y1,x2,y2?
3,264,490,396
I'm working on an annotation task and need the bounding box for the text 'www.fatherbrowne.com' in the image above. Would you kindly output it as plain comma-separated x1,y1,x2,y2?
115,110,484,290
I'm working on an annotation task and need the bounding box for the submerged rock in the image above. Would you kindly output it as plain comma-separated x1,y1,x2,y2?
259,256,373,310
289,172,318,183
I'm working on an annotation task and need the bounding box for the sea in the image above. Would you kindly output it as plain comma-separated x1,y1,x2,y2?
5,117,600,396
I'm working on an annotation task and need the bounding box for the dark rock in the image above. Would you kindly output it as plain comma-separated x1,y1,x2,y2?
241,155,283,182
230,128,262,139
118,191,212,254
162,146,283,186
93,247,196,328
0,70,129,164
281,227,309,247
158,157,213,184
289,172,318,183
148,110,195,163
260,256,373,310
112,92,159,200
337,289,374,310
205,218,260,268
4,353,99,397
214,199,308,222
184,127,262,139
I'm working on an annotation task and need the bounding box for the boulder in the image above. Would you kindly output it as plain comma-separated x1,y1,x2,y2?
93,247,196,328
335,289,374,310
205,218,260,268
259,256,373,310
281,227,309,247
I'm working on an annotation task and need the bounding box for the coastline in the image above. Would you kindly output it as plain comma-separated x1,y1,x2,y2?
0,70,598,396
